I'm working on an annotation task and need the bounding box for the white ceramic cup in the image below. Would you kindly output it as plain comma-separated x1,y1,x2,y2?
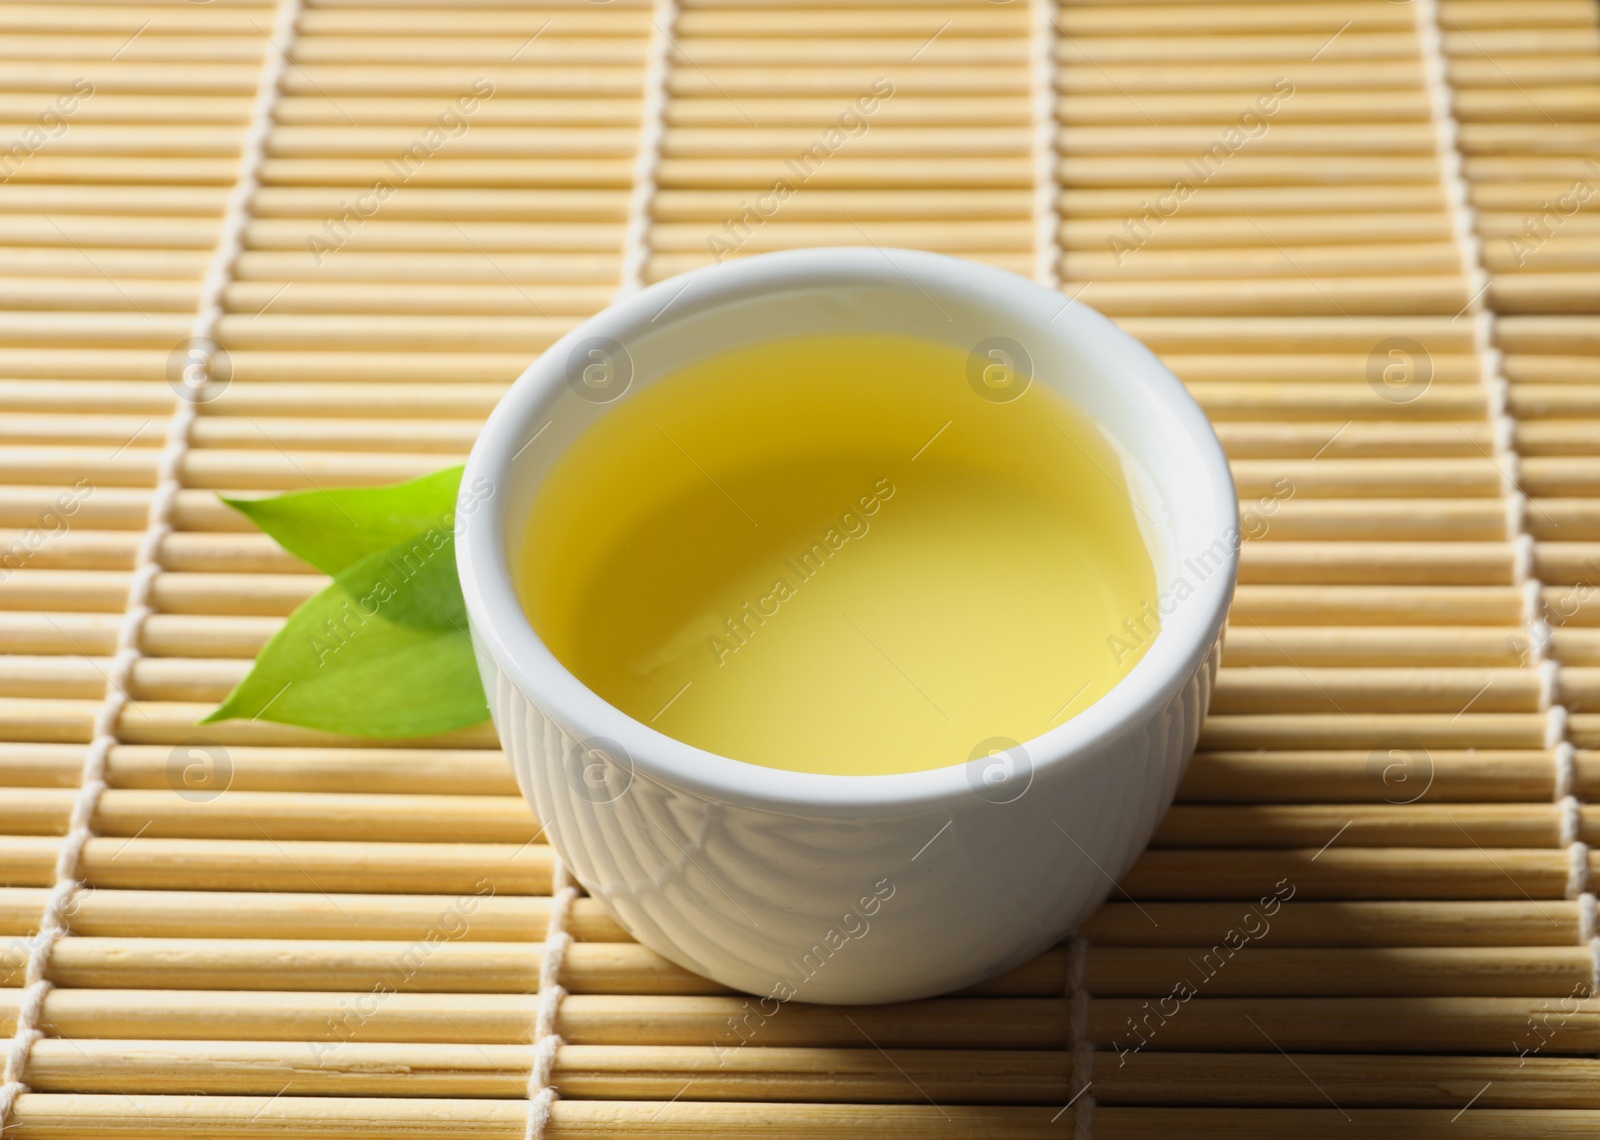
457,248,1238,1005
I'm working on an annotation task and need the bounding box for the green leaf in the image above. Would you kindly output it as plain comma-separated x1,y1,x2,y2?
222,466,463,575
202,527,489,737
204,465,491,738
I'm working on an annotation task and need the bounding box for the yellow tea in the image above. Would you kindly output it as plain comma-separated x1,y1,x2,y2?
519,334,1158,777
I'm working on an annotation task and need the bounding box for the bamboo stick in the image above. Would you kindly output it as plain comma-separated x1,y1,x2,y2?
1122,846,1575,899
1052,4,1414,36
0,382,503,421
1092,1053,1600,1109
0,743,80,788
241,218,628,249
1536,544,1600,585
1077,276,1470,317
663,128,1033,157
12,764,1600,847
0,537,1536,592
0,788,539,844
0,988,1582,1055
0,739,508,794
1236,543,1513,586
1512,390,1600,426
27,1040,1600,1108
1060,186,1448,217
6,989,1068,1049
35,937,723,996
1084,946,1591,997
275,98,644,128
0,888,627,943
236,252,624,285
43,39,656,67
0,578,1524,628
0,251,191,281
1492,275,1600,314
1056,126,1440,158
41,1037,1600,1115
222,283,612,318
672,97,1032,129
0,1094,1097,1139
668,70,1031,98
1553,629,1600,664
28,937,1060,998
1523,459,1600,498
1062,214,1452,249
1152,803,1564,848
1222,501,1507,541
0,280,197,313
647,250,1036,280
0,448,455,491
667,41,1027,66
1231,585,1523,625
1056,156,1444,188
653,188,1030,219
1223,626,1528,665
1051,61,1429,95
0,742,513,795
1508,357,1600,384
1053,94,1435,129
1196,713,1549,751
1501,317,1600,354
216,315,574,352
1228,459,1503,498
102,744,516,795
1207,667,1542,714
657,156,1034,188
1086,995,1600,1054
0,533,308,574
1520,424,1600,458
650,221,1032,252
677,9,1027,36
0,186,227,216
299,10,651,36
0,414,485,455
11,155,639,189
6,1093,1600,1138
18,1038,1065,1102
0,694,502,749
1046,33,1419,66
1095,1107,1600,1138
1082,899,1583,946
1177,750,1572,803
1066,246,1466,280
1114,317,1479,354
0,573,321,616
0,572,141,615
0,836,551,894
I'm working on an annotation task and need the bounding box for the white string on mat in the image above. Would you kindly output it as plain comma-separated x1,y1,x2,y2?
520,2,674,1131
1413,0,1595,993
617,0,678,296
1029,0,1062,289
0,0,303,1128
526,856,578,1140
523,0,673,1130
1066,937,1094,1139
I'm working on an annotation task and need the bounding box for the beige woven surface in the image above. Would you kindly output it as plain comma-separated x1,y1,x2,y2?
2,0,1600,1135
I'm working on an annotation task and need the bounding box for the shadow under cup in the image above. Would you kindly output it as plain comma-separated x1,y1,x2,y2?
458,248,1238,1004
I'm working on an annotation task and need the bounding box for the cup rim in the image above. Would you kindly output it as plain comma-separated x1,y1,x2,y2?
457,247,1238,814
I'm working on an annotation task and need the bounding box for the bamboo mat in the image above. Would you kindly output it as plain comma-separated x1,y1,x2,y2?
1,0,1599,1135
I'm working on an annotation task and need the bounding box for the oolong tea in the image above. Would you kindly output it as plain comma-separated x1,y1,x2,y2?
519,334,1159,776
